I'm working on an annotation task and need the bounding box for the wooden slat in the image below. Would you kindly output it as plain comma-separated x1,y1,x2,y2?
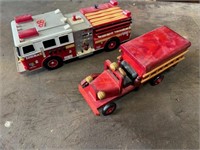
141,50,189,83
86,9,122,20
141,57,185,83
92,15,127,27
85,7,120,17
90,12,125,23
143,50,188,78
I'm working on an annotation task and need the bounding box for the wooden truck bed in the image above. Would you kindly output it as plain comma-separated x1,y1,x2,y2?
120,26,191,77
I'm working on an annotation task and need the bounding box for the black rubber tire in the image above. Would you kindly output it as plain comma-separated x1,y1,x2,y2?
105,37,120,51
150,75,164,86
43,56,63,70
102,102,117,116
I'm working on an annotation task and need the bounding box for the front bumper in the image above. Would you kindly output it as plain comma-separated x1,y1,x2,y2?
78,84,100,116
78,83,121,116
13,49,26,73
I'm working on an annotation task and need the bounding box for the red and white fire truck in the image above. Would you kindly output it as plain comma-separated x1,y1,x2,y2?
79,26,191,116
11,0,132,73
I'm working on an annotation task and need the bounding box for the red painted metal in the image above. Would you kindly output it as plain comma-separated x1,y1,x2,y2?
15,14,33,23
120,26,191,76
18,28,39,39
93,29,131,50
95,20,131,33
24,54,43,71
95,24,130,36
13,1,131,73
24,45,76,71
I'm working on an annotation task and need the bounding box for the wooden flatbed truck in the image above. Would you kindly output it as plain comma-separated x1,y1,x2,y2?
78,26,191,116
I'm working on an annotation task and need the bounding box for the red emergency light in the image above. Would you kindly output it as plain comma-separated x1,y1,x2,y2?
18,28,39,39
123,10,131,17
110,0,118,6
15,14,33,24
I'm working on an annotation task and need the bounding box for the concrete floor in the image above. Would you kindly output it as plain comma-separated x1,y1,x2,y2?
0,0,199,149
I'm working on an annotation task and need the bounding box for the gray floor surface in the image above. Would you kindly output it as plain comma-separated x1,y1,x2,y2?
0,1,199,149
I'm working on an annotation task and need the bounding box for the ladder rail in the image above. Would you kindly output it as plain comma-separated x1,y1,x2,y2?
141,50,189,83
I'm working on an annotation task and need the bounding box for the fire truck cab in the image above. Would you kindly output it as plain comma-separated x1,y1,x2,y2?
11,9,75,72
79,26,191,116
11,0,132,73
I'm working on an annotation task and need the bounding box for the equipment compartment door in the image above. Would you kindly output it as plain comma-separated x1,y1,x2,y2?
73,29,94,57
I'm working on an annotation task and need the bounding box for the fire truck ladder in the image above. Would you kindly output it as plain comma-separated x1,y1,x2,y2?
141,50,189,83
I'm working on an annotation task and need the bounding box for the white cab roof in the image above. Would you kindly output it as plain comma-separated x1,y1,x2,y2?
11,9,72,47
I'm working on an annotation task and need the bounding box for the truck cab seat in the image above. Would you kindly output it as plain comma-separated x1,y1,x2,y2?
120,60,138,86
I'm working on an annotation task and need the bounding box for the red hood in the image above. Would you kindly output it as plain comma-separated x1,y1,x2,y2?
90,70,120,98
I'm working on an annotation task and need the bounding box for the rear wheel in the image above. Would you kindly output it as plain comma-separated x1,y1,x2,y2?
150,75,164,86
105,38,120,51
43,56,63,70
102,102,117,116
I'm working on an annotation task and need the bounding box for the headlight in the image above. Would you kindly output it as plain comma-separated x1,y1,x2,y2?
110,62,118,71
85,75,93,83
118,67,126,76
18,57,25,62
97,91,106,100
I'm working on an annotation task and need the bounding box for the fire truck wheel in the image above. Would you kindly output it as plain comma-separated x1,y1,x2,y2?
102,102,117,116
150,75,164,86
43,56,63,70
105,38,120,51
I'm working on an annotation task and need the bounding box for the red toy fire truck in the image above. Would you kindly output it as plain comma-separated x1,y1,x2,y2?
79,26,191,116
11,0,132,72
